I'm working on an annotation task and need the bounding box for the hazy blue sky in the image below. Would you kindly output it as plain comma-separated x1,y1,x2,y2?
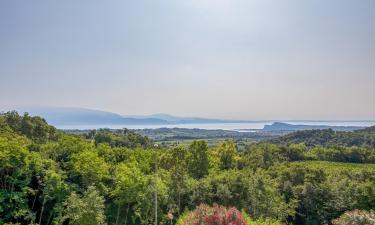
1,0,374,120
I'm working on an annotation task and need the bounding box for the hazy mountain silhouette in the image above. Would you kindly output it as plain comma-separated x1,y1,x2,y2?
12,107,247,126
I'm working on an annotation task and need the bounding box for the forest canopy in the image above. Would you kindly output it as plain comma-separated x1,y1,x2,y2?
1,111,375,225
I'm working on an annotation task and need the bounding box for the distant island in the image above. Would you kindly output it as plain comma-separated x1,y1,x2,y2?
262,122,363,132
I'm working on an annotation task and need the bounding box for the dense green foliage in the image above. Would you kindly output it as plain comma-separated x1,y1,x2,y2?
1,112,375,225
0,111,59,143
88,128,151,149
272,128,375,148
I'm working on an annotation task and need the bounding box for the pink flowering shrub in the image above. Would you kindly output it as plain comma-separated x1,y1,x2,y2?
180,204,247,225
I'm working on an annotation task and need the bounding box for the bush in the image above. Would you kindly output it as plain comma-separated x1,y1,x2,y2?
178,204,247,225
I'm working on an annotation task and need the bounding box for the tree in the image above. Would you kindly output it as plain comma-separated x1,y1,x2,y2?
69,149,109,189
242,144,285,169
215,141,238,170
163,147,189,216
61,186,107,225
112,161,147,225
188,141,209,179
93,129,151,149
283,143,305,161
36,168,68,225
0,111,57,143
0,133,33,223
244,172,295,221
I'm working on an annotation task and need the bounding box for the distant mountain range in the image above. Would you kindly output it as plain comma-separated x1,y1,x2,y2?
128,113,250,124
10,107,248,126
3,107,373,131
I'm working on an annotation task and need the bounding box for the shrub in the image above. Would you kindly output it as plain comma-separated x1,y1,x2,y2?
179,204,247,225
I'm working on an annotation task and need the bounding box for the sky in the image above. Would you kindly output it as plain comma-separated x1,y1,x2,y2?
1,0,374,120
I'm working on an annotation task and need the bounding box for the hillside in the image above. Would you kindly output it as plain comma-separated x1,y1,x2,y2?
271,126,375,148
263,122,363,131
14,107,170,126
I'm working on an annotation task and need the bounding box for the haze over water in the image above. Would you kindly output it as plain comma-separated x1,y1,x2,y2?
57,121,375,131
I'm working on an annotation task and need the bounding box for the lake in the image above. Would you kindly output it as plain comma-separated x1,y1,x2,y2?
57,121,375,131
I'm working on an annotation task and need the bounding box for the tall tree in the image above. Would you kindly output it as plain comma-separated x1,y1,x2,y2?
187,141,209,179
112,161,147,225
61,186,107,225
